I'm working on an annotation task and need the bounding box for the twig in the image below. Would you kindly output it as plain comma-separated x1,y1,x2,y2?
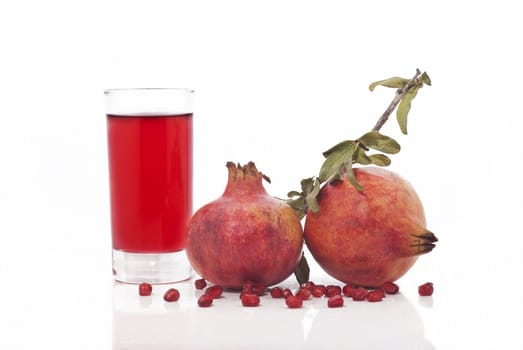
372,68,422,131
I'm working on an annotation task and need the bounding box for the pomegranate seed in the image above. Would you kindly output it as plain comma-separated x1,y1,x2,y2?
418,282,434,296
205,285,224,299
270,287,284,298
286,295,303,308
163,288,180,302
327,294,344,308
315,284,327,295
241,293,260,307
382,281,399,294
138,283,152,296
311,287,325,298
367,290,384,302
342,284,355,297
198,294,213,307
352,287,368,301
282,288,294,299
325,285,342,297
195,278,207,290
301,281,315,291
296,288,312,300
252,284,266,296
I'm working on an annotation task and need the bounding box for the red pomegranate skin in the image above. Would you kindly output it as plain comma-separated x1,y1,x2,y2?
304,167,437,288
186,162,303,289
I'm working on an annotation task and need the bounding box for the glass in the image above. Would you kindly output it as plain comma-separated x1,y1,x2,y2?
105,88,194,283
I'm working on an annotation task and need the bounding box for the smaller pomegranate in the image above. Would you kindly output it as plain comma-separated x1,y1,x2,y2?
186,162,303,289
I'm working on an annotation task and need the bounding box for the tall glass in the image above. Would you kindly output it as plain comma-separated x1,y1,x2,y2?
105,88,193,283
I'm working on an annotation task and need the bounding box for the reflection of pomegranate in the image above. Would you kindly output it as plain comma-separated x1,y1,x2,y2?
186,162,303,289
304,167,437,287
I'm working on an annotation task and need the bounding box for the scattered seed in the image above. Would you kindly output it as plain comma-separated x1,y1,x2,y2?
198,294,213,307
286,295,303,309
241,293,260,307
418,282,434,296
195,278,207,290
139,283,152,296
327,294,344,308
163,288,180,302
205,285,224,299
382,281,400,294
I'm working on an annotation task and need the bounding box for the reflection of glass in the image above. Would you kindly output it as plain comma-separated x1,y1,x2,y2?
105,88,193,284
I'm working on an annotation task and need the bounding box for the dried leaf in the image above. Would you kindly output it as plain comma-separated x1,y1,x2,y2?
369,77,410,91
322,140,354,158
319,141,357,182
346,163,364,191
287,190,302,198
305,177,321,213
368,154,391,166
397,86,419,135
421,72,432,86
358,131,401,154
354,147,371,165
294,253,310,285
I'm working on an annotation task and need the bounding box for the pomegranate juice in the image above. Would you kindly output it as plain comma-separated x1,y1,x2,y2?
107,113,193,253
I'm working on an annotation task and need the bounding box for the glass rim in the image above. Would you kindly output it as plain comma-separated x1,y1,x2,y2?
104,87,195,95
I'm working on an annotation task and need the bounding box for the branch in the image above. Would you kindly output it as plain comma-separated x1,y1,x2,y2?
372,69,422,132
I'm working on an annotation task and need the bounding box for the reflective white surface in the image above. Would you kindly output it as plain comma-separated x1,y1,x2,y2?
1,0,523,348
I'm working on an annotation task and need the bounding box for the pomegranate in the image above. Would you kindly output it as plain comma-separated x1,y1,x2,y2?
304,166,437,288
186,162,303,289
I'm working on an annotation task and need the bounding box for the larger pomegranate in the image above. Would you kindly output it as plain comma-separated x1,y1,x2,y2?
304,166,437,288
186,162,303,289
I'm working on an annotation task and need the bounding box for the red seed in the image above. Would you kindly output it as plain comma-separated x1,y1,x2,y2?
325,285,342,297
252,284,267,296
163,288,180,302
270,287,284,298
296,288,312,300
195,278,207,290
286,295,303,308
315,285,327,295
139,283,152,296
198,294,213,307
327,294,344,308
301,281,315,291
241,293,260,307
311,287,325,298
418,282,434,296
205,285,224,299
352,287,368,301
282,288,294,299
342,284,355,297
367,290,384,302
382,281,399,295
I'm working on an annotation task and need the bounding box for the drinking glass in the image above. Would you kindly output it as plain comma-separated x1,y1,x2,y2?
105,88,193,283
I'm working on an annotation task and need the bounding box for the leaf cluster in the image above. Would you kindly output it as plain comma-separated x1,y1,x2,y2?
286,71,431,220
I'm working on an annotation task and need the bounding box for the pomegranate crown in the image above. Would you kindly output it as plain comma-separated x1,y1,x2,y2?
226,161,271,184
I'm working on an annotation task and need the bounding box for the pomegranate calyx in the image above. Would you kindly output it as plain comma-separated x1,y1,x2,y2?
410,230,438,255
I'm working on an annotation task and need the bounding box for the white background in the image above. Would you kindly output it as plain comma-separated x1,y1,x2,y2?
1,0,522,349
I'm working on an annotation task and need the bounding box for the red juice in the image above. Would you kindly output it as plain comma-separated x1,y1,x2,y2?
107,113,193,253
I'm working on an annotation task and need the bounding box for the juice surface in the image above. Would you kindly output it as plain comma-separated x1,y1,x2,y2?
107,113,193,253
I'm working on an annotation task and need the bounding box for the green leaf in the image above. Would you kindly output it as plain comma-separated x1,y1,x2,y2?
319,141,357,182
354,147,371,165
397,86,419,134
358,131,401,154
346,163,364,191
294,253,310,285
421,71,432,86
300,177,314,194
287,197,306,220
368,154,391,166
369,77,410,91
287,190,302,198
305,177,321,213
322,140,354,158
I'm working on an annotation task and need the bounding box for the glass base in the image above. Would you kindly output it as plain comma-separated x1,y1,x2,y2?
112,249,192,284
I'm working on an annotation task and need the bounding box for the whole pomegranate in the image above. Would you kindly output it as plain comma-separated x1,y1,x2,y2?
304,166,437,287
186,162,303,289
